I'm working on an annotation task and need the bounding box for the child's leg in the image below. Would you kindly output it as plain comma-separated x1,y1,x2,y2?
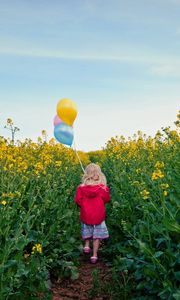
84,238,90,248
92,238,100,257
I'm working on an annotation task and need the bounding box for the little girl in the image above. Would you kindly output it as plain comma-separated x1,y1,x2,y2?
74,163,110,264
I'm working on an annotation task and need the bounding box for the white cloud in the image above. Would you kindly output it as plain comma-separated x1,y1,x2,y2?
151,64,180,76
1,44,180,68
1,44,180,80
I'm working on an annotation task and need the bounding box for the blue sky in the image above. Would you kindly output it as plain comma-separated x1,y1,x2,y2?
0,0,179,151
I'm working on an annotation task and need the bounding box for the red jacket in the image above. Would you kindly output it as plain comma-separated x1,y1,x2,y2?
74,184,110,225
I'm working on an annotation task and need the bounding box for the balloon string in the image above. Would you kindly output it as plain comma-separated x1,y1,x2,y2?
72,140,85,173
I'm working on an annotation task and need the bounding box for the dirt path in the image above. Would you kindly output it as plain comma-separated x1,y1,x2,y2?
51,256,110,300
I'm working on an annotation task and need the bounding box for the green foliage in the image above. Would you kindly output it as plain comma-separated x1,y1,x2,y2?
0,141,85,299
98,127,180,299
0,116,179,299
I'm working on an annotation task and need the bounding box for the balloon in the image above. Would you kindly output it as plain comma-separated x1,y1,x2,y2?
56,98,77,126
54,122,74,146
53,115,62,126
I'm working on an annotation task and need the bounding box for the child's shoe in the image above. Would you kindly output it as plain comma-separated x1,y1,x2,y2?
90,256,98,264
83,246,91,254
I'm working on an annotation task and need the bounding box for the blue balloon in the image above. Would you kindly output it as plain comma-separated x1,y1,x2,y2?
54,122,74,146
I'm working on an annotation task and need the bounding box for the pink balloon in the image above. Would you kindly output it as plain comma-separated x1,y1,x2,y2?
53,115,62,126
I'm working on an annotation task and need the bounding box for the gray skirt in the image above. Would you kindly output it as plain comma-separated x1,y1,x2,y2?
81,221,109,240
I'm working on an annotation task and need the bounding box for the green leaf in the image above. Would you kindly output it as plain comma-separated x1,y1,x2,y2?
174,271,180,281
4,260,17,270
173,291,180,300
155,237,167,247
163,220,180,233
154,251,164,258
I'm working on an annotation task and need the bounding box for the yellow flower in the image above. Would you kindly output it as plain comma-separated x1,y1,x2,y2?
55,160,62,167
155,161,164,169
34,162,44,175
7,118,13,125
152,169,164,180
163,191,168,196
1,192,14,199
161,183,169,189
31,243,42,254
1,200,7,206
140,190,150,199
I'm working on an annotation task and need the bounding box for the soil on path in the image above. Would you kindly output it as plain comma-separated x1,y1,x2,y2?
51,255,110,300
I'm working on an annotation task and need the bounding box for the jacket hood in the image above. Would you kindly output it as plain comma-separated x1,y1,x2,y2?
80,184,101,198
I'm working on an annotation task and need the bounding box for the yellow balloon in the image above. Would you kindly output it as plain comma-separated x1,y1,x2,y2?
56,98,78,126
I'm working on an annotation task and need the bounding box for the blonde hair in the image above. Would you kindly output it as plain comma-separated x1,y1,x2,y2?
82,163,107,186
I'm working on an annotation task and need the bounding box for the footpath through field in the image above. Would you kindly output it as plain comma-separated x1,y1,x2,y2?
52,256,110,300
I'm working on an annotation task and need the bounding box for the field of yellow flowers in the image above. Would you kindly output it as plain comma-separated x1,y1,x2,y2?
0,113,179,299
0,138,90,299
